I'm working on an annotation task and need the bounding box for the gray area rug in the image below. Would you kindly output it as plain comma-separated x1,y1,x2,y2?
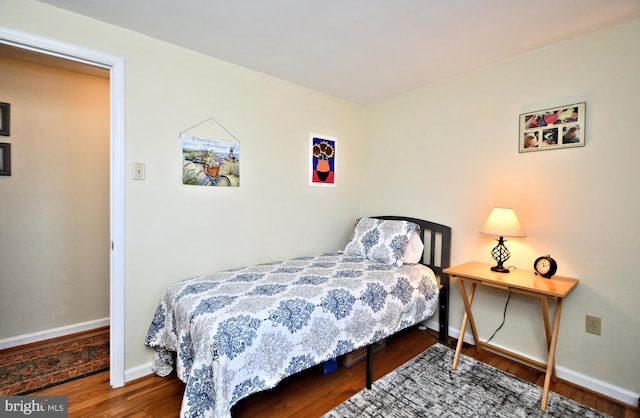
323,343,610,418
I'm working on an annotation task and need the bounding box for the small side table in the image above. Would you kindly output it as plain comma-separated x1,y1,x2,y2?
443,261,579,412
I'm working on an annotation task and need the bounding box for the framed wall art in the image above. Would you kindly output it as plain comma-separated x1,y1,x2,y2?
0,143,11,176
0,102,9,136
309,133,336,187
519,102,585,152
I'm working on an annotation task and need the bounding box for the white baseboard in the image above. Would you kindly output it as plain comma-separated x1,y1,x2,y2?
429,321,640,408
125,362,153,383
555,364,639,407
0,317,110,350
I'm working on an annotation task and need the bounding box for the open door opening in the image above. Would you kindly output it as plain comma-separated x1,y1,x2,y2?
0,26,125,388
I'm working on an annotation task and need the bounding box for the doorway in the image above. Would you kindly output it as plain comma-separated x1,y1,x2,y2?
0,26,125,388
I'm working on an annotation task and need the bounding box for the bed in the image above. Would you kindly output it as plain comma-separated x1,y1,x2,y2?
145,216,451,418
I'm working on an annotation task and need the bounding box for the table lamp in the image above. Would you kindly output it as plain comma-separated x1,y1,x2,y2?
480,207,525,273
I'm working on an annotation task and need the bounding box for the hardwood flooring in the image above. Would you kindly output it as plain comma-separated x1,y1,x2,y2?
29,328,638,417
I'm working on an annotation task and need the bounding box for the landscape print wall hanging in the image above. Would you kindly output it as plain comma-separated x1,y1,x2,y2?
519,102,585,152
309,133,336,187
180,117,240,187
182,133,240,186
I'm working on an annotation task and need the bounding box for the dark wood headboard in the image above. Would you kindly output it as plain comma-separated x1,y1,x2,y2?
373,216,451,343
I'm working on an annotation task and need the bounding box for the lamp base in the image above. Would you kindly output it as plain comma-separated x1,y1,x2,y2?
489,236,511,273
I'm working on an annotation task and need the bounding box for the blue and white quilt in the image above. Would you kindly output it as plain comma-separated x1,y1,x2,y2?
145,252,439,418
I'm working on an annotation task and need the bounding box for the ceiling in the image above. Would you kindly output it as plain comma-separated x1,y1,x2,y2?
35,0,640,104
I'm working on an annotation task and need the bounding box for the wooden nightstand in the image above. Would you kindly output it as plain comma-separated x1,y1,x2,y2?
443,261,579,412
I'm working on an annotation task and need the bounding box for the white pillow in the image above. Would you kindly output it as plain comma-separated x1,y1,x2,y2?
344,217,420,267
403,231,424,264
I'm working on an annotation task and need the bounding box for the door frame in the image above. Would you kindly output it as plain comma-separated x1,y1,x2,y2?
0,26,126,388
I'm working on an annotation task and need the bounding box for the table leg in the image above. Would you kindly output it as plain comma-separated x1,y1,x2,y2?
539,296,557,382
539,296,552,347
541,297,564,412
463,284,481,349
453,280,477,370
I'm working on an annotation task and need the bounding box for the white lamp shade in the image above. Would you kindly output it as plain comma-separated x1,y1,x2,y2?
480,207,525,237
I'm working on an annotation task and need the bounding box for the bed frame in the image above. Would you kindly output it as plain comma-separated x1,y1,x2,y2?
365,216,452,387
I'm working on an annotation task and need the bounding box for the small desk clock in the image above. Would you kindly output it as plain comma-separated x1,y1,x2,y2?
534,255,557,278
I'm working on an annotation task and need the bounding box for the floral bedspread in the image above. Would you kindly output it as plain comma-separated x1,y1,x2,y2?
145,252,439,418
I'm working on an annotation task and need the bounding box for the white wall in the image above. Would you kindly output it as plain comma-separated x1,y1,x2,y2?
361,19,640,399
0,0,365,369
0,55,110,338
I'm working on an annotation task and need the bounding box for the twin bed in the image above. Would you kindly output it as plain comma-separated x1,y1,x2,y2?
145,216,451,418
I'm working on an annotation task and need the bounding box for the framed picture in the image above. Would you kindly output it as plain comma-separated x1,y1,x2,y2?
309,133,336,187
0,143,10,176
519,102,585,152
0,102,9,136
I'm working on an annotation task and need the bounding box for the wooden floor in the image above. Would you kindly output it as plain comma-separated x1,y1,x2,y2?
30,328,638,418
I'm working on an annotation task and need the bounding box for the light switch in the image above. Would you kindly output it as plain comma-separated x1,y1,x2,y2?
133,162,145,181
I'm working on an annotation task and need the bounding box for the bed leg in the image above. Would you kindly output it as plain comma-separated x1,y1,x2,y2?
366,345,373,389
439,273,450,343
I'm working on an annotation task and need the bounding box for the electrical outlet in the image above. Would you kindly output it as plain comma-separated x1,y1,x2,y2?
586,315,601,335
